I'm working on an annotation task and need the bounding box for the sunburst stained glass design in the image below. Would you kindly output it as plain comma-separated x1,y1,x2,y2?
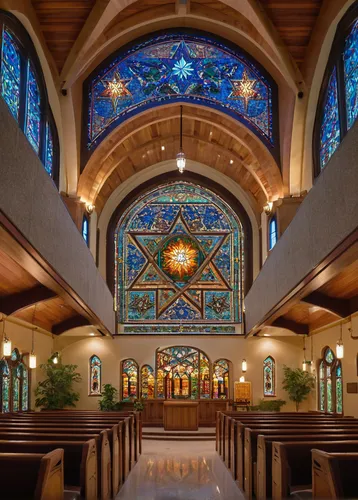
25,63,41,154
344,20,358,130
212,359,230,399
141,365,154,399
115,182,244,334
320,67,341,170
0,27,21,120
89,355,102,395
156,346,212,399
0,360,10,413
263,356,275,396
121,359,138,400
86,31,275,152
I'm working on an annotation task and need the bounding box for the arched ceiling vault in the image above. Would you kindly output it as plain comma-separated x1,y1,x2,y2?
78,104,283,216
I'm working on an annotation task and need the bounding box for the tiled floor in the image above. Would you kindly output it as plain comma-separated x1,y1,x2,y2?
116,440,244,500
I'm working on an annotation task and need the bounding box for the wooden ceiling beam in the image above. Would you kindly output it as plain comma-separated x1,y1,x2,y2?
271,317,309,335
301,291,351,319
52,315,91,335
0,285,57,316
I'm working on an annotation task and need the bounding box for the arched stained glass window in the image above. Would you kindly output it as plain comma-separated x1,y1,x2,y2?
212,359,230,399
318,346,343,413
19,363,28,411
315,3,358,173
83,30,279,165
141,365,154,399
0,359,10,413
268,215,278,250
263,355,275,397
200,352,210,399
121,359,138,400
0,11,59,185
82,215,89,245
89,355,102,396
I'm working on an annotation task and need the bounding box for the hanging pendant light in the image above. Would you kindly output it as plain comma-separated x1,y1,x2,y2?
1,317,11,357
302,336,307,371
176,105,186,174
29,305,37,369
336,323,344,359
241,359,247,373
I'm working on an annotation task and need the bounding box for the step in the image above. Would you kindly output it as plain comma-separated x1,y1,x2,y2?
143,435,216,441
143,431,215,437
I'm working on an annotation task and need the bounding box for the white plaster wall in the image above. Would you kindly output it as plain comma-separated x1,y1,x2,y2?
60,335,304,412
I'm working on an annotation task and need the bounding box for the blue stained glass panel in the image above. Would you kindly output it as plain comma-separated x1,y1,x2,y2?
320,67,341,170
1,28,21,120
87,32,275,151
25,63,41,153
269,216,277,250
263,356,275,396
45,123,54,176
82,216,89,244
344,20,358,130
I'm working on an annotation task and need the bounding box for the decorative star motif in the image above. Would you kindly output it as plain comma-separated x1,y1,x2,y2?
101,71,132,112
207,295,230,315
129,293,153,314
172,57,194,80
229,70,260,111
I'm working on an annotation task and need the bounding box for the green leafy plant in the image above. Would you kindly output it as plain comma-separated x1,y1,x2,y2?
35,358,81,410
133,397,145,412
98,384,122,411
282,365,315,411
258,399,286,411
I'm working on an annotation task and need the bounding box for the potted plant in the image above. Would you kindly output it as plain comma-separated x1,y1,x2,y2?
258,399,286,412
98,384,122,411
282,365,315,411
35,358,81,410
133,397,145,412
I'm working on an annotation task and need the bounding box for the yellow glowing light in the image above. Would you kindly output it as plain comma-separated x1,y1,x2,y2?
163,239,198,279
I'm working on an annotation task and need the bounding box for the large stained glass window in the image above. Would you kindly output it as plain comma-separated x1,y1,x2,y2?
263,356,275,397
316,3,358,173
0,11,59,184
115,182,244,335
121,359,138,400
212,359,230,399
318,346,342,413
268,215,278,250
0,348,29,413
0,359,10,413
84,30,278,161
89,355,102,396
141,365,154,399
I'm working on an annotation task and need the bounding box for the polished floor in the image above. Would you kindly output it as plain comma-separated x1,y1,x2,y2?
116,440,244,500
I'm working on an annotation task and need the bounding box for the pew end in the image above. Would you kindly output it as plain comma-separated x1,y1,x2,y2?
312,450,358,499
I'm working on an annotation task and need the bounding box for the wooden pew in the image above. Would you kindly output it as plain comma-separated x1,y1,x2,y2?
272,440,358,500
312,449,358,499
256,432,358,500
0,439,97,500
0,448,63,500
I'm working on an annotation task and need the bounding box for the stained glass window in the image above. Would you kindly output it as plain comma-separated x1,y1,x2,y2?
319,68,341,170
0,359,10,413
89,355,102,395
25,63,41,153
344,20,358,130
20,364,28,411
82,215,89,245
141,365,154,399
115,182,244,334
12,367,20,412
121,359,138,400
263,356,275,397
200,353,210,399
318,346,342,413
0,27,20,120
85,30,278,160
212,359,230,399
269,216,277,250
45,122,54,176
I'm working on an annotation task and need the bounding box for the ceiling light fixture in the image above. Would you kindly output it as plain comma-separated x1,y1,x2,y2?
336,323,344,359
161,145,165,151
230,159,234,165
1,317,11,357
242,359,247,373
176,105,186,174
29,304,37,369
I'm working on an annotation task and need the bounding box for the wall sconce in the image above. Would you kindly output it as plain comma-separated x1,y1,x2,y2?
336,323,344,359
1,319,11,357
241,359,247,373
85,202,95,215
263,201,273,215
239,376,245,383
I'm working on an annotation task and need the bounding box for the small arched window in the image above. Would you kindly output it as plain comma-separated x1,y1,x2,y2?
0,359,10,412
121,359,138,400
212,359,230,399
0,11,59,185
314,3,358,173
318,346,343,413
268,215,278,250
263,355,276,396
82,215,89,246
89,355,102,396
140,365,154,399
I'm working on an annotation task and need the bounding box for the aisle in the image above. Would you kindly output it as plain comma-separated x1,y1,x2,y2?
116,440,244,500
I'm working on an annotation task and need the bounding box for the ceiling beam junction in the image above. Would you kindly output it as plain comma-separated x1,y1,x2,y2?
0,285,57,316
271,317,309,335
301,291,351,318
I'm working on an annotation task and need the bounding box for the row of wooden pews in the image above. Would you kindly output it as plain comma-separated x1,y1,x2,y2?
216,410,358,499
0,410,142,500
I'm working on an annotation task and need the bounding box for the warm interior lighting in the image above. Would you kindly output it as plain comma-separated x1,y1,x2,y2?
336,324,344,359
90,333,95,336
29,353,37,369
2,336,11,357
263,333,271,337
51,352,59,364
241,359,247,373
176,105,186,174
263,201,273,215
230,159,234,165
85,202,95,214
239,376,245,383
302,360,307,372
161,145,165,151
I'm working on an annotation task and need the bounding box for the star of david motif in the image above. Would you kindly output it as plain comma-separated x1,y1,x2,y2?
100,71,132,112
229,70,261,112
126,208,232,319
207,295,230,315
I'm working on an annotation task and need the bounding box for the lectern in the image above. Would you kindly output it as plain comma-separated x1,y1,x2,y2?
163,400,199,430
